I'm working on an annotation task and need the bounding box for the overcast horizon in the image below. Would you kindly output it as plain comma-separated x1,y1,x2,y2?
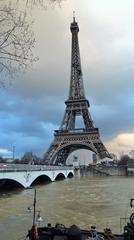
1,0,134,162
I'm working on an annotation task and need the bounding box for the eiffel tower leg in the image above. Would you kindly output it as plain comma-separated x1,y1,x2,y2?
43,140,58,165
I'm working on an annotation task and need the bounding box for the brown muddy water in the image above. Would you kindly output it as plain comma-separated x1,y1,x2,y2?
0,175,133,240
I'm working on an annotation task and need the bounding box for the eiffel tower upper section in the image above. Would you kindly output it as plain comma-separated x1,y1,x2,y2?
43,15,111,165
68,15,86,101
60,15,95,131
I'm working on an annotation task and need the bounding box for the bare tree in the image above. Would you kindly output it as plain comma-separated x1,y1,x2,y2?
0,1,36,84
0,0,63,85
25,0,63,8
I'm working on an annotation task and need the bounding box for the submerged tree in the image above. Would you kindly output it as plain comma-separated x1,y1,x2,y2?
0,0,64,85
118,154,130,166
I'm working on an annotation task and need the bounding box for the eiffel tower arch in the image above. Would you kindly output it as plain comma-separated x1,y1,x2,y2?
43,15,111,165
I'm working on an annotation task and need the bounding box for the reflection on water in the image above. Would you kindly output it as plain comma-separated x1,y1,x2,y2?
0,175,133,240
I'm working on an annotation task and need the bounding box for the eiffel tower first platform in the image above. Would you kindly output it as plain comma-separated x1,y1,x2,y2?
43,15,111,165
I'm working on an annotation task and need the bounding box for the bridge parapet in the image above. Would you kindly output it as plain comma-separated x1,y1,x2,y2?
0,163,73,172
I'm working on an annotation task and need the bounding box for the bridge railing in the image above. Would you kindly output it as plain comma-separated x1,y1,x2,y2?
0,163,74,172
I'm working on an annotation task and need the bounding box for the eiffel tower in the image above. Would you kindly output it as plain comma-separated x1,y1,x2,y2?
43,15,111,165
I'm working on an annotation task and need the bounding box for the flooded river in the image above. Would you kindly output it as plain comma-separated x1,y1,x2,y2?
0,175,134,240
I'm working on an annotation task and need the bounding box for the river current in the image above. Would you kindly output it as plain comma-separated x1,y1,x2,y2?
0,175,133,240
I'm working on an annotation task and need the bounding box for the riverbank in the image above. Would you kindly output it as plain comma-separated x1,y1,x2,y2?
78,166,127,176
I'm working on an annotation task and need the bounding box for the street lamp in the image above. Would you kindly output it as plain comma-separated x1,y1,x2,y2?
13,145,15,161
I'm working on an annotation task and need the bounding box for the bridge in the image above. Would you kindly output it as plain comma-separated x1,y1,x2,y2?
0,164,74,189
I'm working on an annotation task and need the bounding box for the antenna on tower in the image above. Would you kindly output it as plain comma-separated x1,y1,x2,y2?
73,11,75,22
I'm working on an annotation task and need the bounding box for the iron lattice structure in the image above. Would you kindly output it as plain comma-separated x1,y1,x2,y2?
43,16,111,165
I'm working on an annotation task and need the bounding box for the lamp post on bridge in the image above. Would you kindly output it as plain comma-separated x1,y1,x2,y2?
13,145,15,161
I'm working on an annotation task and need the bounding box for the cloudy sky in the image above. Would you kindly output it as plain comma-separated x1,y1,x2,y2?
1,0,134,160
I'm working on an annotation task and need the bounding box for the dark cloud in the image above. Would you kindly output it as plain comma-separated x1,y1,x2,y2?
1,1,134,158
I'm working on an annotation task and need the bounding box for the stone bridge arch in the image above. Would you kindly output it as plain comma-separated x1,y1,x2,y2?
0,168,74,189
0,178,24,188
55,173,66,180
31,174,52,186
